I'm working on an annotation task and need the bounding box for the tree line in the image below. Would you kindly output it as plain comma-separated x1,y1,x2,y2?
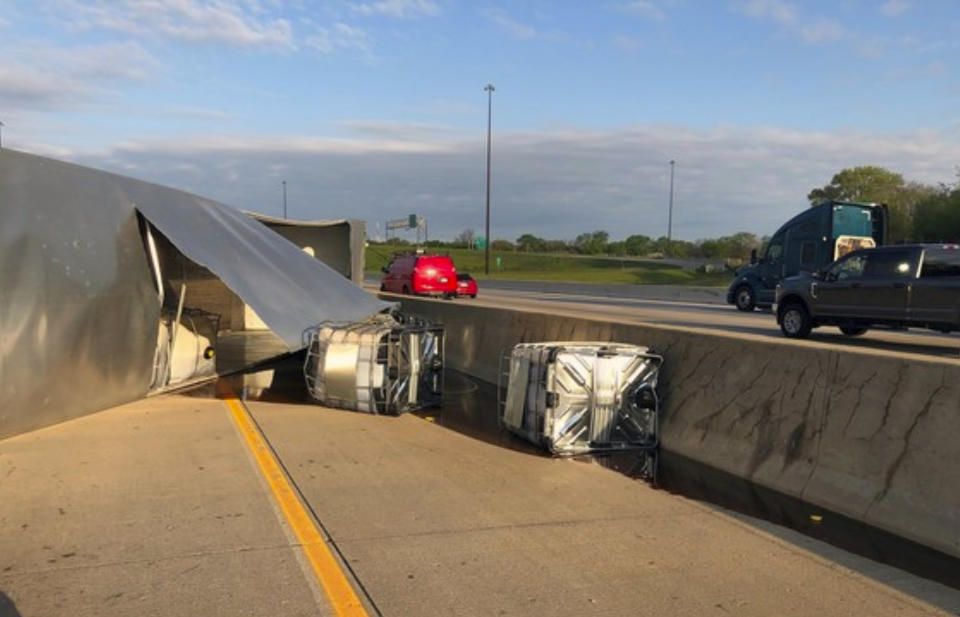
373,165,959,259
375,229,763,261
806,165,960,243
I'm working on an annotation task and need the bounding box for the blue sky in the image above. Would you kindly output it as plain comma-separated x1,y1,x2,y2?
3,0,960,241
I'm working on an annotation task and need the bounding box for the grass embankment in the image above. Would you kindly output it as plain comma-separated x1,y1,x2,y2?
365,247,730,286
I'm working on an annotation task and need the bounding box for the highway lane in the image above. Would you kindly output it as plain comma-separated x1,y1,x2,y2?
6,388,958,616
367,282,960,361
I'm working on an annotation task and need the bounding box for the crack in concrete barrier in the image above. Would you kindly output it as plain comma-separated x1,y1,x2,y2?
866,369,947,515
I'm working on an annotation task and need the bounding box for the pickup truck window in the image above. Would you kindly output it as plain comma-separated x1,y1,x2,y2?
921,249,960,277
864,250,914,277
827,254,866,281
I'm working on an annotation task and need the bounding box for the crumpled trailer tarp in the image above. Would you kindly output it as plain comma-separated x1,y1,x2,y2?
0,149,386,438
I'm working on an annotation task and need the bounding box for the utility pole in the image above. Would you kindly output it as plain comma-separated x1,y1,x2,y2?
484,83,495,275
0,120,5,148
282,180,288,219
667,160,676,248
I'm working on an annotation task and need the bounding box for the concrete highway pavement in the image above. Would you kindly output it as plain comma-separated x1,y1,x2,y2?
364,274,727,305
367,281,960,361
364,275,730,305
0,395,327,617
3,385,960,616
459,278,730,305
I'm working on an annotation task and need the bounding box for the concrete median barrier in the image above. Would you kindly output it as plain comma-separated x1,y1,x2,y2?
395,296,960,560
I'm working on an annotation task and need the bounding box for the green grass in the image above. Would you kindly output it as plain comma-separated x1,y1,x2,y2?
365,246,730,286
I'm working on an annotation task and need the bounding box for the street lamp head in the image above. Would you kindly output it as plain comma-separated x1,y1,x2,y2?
484,83,495,92
669,159,675,165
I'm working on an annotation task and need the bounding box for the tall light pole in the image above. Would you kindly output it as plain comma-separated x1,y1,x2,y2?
484,83,495,275
667,160,676,249
0,120,5,149
282,180,287,219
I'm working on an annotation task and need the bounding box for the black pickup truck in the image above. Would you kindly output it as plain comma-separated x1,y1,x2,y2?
775,244,960,339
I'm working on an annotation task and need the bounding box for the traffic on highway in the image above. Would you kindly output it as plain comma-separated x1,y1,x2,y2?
372,199,958,357
725,199,959,343
429,285,958,357
776,243,960,339
379,250,481,299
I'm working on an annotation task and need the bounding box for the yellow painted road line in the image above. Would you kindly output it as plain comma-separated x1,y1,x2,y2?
223,395,370,617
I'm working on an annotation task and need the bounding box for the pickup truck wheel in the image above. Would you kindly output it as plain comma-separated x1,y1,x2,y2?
734,285,756,312
839,326,867,336
780,302,812,339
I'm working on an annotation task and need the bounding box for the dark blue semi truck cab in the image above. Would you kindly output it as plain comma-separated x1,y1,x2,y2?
727,200,887,311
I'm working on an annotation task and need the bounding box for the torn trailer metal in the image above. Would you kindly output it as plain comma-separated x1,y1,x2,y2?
0,149,388,439
247,213,366,284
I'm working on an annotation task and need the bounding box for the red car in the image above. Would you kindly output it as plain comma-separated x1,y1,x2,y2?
456,273,478,298
380,253,458,297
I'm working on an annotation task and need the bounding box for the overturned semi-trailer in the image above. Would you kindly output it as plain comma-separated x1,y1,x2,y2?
0,149,387,439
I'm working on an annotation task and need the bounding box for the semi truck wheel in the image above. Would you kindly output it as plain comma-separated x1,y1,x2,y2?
734,285,756,312
779,302,812,339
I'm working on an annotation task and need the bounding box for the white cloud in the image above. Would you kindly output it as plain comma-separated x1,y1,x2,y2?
738,0,848,46
100,134,456,155
799,18,845,44
880,0,910,17
340,120,457,139
305,22,371,55
49,124,960,241
482,7,537,39
612,34,642,52
404,98,483,118
350,0,440,18
855,36,886,59
741,0,796,26
160,106,235,120
924,61,948,77
60,0,293,47
619,0,667,21
0,41,159,110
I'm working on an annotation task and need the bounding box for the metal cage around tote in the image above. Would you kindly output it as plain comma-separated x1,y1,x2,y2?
499,342,663,456
303,314,444,415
